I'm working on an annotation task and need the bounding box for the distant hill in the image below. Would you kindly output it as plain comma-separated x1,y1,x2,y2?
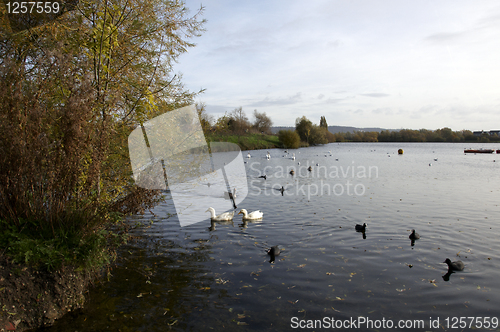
271,125,395,134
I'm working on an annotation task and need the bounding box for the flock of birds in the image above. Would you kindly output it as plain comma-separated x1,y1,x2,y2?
206,207,280,262
355,224,465,273
241,150,465,270
206,207,464,272
247,150,333,165
205,207,263,221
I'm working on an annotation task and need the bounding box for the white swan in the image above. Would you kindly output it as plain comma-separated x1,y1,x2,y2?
291,153,295,160
206,207,234,221
247,153,251,158
238,209,263,220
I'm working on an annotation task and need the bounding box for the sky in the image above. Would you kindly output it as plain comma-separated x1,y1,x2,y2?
174,1,500,131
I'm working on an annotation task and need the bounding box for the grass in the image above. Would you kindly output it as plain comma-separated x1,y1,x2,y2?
0,213,127,272
206,133,281,151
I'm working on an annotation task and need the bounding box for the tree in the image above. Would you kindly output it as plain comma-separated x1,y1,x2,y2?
295,116,313,143
278,130,301,149
214,113,230,132
228,107,251,133
197,102,213,133
308,125,328,145
0,0,205,235
253,110,273,134
320,116,328,130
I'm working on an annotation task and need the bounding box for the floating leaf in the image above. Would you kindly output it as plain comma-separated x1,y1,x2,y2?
237,314,246,319
237,321,249,326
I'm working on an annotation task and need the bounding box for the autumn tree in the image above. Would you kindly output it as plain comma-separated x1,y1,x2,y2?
0,0,205,236
308,125,328,145
320,116,328,130
253,110,273,134
197,102,213,133
278,130,301,149
228,107,251,134
295,116,313,143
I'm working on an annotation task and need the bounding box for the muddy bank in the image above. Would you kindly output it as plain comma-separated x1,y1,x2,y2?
0,255,96,331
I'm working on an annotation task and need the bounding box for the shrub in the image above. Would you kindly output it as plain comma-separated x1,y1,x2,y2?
278,130,301,149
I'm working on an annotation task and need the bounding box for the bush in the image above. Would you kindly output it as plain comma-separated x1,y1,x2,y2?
308,125,328,145
278,130,301,149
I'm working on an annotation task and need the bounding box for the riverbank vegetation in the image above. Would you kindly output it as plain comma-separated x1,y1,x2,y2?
200,108,494,152
197,104,280,150
292,116,490,144
0,0,204,270
1,0,205,328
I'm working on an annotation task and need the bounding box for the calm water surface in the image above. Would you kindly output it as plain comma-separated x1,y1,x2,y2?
41,143,500,331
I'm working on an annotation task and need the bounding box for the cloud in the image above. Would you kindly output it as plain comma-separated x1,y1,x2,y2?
424,31,467,43
204,104,233,115
371,107,392,115
249,92,302,107
419,105,438,114
360,93,390,98
325,98,344,104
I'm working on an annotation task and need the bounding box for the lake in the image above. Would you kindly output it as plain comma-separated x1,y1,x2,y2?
40,142,500,331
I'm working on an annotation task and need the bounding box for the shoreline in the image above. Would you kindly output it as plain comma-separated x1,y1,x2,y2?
0,255,100,331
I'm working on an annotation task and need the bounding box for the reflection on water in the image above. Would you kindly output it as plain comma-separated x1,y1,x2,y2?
40,143,500,331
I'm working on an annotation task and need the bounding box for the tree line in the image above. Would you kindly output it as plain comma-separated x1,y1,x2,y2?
197,104,273,135
197,109,492,150
277,115,495,149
